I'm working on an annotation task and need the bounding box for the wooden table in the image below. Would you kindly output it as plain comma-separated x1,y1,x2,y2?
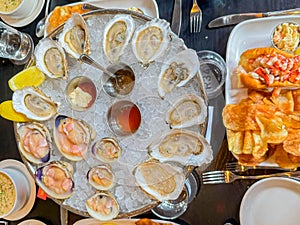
1,0,300,224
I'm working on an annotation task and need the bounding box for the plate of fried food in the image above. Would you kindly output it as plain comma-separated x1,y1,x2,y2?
223,15,300,169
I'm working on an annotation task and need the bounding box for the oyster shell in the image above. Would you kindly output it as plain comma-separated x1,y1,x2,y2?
148,129,213,167
92,137,122,163
131,18,170,65
133,161,185,202
53,115,95,161
58,13,90,59
87,164,115,191
34,38,68,79
12,87,59,121
166,94,207,128
35,161,74,199
17,122,51,164
86,192,119,221
103,14,135,62
157,49,200,98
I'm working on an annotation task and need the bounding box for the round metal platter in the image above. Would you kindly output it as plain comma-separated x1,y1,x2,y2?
14,9,208,218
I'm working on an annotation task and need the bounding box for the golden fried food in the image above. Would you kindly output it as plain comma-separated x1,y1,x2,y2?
135,218,173,225
252,130,268,159
274,144,300,169
227,130,244,154
238,153,268,166
283,128,300,156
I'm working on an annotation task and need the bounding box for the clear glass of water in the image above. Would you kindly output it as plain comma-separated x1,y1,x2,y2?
0,22,33,65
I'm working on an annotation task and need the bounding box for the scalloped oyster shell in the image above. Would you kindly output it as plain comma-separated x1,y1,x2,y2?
87,164,115,191
86,192,119,221
131,18,170,65
12,87,59,121
148,129,213,167
92,137,122,163
133,161,185,202
157,49,200,98
103,14,135,62
166,94,207,128
34,38,68,79
58,13,90,59
53,115,95,161
17,122,51,164
35,161,74,199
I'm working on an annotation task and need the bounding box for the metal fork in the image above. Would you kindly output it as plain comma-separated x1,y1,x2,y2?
202,170,300,184
225,162,297,172
190,0,202,33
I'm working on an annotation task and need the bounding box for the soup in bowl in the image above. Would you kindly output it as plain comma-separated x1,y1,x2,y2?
0,0,35,19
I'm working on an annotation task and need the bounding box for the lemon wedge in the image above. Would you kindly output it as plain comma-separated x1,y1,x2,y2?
8,66,46,91
0,100,31,122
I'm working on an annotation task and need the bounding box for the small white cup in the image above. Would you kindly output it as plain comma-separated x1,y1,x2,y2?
0,168,29,218
0,0,36,19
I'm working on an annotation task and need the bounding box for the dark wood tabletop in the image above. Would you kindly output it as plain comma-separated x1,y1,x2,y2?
1,0,300,224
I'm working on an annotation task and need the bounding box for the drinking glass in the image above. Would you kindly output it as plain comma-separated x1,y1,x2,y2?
0,22,33,65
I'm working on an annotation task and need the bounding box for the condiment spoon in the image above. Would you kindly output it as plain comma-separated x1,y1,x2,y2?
35,0,51,38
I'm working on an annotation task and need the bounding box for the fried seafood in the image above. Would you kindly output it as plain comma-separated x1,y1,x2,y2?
135,218,173,225
223,89,300,168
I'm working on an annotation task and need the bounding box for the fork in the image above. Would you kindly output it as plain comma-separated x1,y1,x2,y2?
190,0,202,33
202,170,300,184
225,162,297,172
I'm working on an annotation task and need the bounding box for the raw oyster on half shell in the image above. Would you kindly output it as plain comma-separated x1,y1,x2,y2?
132,18,170,65
103,14,135,62
133,161,185,202
35,161,74,199
53,115,95,161
58,13,90,59
157,49,200,98
148,129,213,166
166,94,207,128
17,122,51,164
92,137,122,163
34,38,68,79
12,87,59,121
87,164,115,191
86,192,119,221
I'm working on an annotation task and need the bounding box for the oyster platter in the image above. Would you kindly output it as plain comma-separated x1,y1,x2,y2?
13,9,213,220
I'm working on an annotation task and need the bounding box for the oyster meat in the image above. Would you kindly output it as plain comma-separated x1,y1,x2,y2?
12,87,59,121
157,49,200,98
53,115,95,161
131,18,170,65
86,192,119,221
103,14,135,62
133,161,185,202
92,137,122,163
148,129,213,166
34,38,68,79
87,164,115,191
35,161,74,199
17,122,51,164
58,13,90,59
166,94,207,128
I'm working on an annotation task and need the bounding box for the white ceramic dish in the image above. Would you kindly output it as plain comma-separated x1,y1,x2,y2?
240,177,300,225
225,15,300,104
73,218,179,225
17,219,46,225
44,0,159,37
0,0,45,27
0,159,36,221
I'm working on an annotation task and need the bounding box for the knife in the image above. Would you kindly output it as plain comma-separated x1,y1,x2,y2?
208,8,300,28
171,0,182,35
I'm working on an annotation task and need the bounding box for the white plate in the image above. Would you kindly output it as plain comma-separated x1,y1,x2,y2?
44,0,159,36
73,218,179,225
17,219,46,225
225,15,300,104
240,177,300,225
0,0,45,27
0,159,36,221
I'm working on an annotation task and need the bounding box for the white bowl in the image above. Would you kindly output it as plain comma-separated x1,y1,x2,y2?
0,0,36,19
0,168,29,218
